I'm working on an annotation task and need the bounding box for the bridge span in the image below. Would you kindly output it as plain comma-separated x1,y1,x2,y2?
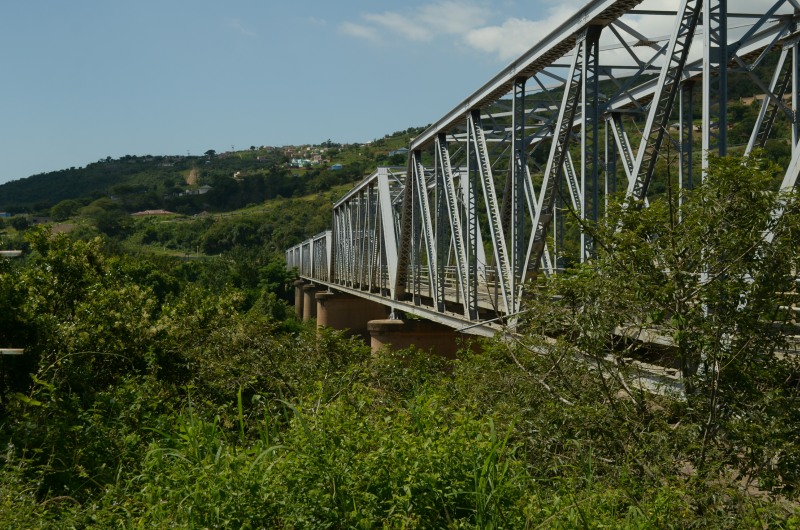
287,0,800,348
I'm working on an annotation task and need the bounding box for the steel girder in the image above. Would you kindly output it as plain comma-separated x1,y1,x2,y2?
435,134,473,318
289,0,800,331
327,168,403,298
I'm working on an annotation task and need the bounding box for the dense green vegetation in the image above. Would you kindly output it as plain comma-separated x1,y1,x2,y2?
0,154,798,527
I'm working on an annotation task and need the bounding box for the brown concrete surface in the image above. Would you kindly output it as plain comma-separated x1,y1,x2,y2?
367,318,480,357
302,284,319,321
293,279,307,319
316,291,388,340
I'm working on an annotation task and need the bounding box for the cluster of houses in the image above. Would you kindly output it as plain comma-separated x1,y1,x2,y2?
283,144,353,170
284,144,328,168
177,185,212,196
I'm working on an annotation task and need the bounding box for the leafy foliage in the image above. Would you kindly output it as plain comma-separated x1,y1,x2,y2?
1,156,799,527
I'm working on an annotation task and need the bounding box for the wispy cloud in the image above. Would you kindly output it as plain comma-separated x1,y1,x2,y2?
418,1,490,35
227,18,257,38
339,21,380,42
339,0,586,60
464,1,589,60
340,0,779,62
340,1,490,46
362,12,432,42
340,0,596,60
307,16,327,27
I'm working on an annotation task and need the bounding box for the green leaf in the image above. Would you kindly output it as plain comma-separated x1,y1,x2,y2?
10,392,43,406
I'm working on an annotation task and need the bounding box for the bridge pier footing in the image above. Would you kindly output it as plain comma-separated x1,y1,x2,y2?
302,284,320,321
316,291,387,341
367,318,478,358
293,279,307,319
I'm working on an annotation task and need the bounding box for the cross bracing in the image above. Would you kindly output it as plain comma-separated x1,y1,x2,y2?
288,0,800,335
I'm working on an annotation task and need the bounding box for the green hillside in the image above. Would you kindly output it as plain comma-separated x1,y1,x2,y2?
0,128,422,216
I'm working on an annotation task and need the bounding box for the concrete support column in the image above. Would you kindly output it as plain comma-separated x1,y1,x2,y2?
302,284,319,321
367,318,478,358
316,291,388,341
293,279,307,319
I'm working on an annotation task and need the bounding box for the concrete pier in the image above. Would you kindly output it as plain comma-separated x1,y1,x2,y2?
293,279,307,319
302,284,319,321
316,291,387,341
367,318,478,357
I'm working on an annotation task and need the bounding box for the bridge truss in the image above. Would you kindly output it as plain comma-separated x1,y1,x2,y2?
287,0,800,335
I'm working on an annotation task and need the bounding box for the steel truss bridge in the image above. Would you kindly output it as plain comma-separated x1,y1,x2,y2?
287,0,800,337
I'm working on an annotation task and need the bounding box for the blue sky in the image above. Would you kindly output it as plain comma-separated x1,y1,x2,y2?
0,0,583,184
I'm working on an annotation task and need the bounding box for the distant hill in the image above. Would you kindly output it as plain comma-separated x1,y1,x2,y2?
0,128,423,216
0,156,192,213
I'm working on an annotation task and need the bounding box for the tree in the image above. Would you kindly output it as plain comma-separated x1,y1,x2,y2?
520,154,800,493
205,149,216,158
50,199,81,221
9,216,29,231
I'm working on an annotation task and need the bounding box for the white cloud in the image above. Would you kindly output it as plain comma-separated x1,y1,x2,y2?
341,0,792,64
363,12,432,42
340,0,489,45
339,0,577,60
464,3,580,61
339,21,380,42
417,1,491,35
465,18,543,61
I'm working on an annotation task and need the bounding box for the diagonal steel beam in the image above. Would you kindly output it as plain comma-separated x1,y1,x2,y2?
627,0,702,200
523,27,596,280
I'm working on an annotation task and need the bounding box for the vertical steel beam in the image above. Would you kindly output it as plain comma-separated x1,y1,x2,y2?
435,146,447,311
436,134,472,317
331,210,340,283
702,0,728,173
412,149,438,301
370,185,378,289
604,117,617,210
581,25,603,262
466,116,480,319
679,81,695,193
793,41,800,152
377,169,399,298
468,109,512,314
394,158,416,299
359,190,368,287
345,203,354,285
325,230,333,284
511,77,527,306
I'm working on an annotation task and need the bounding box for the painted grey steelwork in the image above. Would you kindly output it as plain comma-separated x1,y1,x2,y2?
287,0,800,335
